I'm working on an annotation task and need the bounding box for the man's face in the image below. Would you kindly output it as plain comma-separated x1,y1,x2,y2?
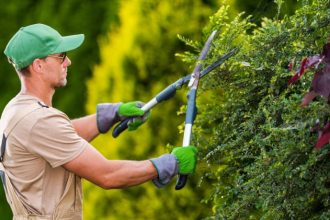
43,52,71,88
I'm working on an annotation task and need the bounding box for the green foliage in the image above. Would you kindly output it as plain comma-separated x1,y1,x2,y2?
85,0,221,219
232,0,299,24
2,0,325,219
177,0,330,219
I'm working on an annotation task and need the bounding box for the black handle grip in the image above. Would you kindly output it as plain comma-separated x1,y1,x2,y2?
112,118,130,138
175,174,188,190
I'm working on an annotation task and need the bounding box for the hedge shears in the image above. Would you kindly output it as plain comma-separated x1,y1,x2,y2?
112,31,238,189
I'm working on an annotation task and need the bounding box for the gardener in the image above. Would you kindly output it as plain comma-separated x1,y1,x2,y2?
0,23,197,220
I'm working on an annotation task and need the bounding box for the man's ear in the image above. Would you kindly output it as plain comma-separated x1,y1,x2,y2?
30,59,44,73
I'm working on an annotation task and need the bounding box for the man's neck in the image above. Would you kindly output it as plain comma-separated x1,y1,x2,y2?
20,70,56,107
20,88,54,107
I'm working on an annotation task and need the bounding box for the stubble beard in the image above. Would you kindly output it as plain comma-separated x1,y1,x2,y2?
54,78,67,88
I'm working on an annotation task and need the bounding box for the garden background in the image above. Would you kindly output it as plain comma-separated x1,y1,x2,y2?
1,0,330,219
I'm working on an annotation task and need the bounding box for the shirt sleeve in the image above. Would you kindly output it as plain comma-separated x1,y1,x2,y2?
28,109,89,168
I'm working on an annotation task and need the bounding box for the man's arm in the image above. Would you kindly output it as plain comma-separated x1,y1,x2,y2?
71,114,99,142
71,102,148,142
63,145,158,189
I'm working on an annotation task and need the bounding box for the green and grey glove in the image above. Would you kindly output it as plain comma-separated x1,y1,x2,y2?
150,146,198,188
117,101,150,131
96,101,150,133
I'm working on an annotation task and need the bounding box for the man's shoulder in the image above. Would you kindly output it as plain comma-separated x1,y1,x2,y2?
2,95,69,131
3,94,47,115
6,94,66,114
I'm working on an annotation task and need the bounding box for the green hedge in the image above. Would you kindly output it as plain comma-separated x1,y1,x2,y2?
176,0,330,219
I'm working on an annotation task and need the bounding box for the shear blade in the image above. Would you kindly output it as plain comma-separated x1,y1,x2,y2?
188,74,196,87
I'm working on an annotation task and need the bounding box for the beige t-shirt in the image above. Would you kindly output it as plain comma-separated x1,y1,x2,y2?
1,94,89,215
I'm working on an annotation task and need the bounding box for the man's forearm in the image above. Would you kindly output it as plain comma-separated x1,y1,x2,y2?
64,146,158,189
72,114,100,142
101,160,158,189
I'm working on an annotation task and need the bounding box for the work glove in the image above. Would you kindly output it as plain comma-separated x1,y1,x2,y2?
117,101,150,131
97,101,149,133
150,146,198,188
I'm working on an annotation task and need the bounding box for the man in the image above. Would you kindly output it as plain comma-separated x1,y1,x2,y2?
0,23,197,220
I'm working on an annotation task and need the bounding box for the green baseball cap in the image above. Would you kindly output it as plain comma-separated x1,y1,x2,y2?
4,23,85,70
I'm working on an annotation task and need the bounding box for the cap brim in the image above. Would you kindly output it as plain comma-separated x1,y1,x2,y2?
53,34,85,54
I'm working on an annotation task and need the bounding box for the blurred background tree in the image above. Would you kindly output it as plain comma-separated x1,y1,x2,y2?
85,0,221,219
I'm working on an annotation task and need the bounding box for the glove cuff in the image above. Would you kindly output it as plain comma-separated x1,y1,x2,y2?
96,103,121,133
150,154,178,188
